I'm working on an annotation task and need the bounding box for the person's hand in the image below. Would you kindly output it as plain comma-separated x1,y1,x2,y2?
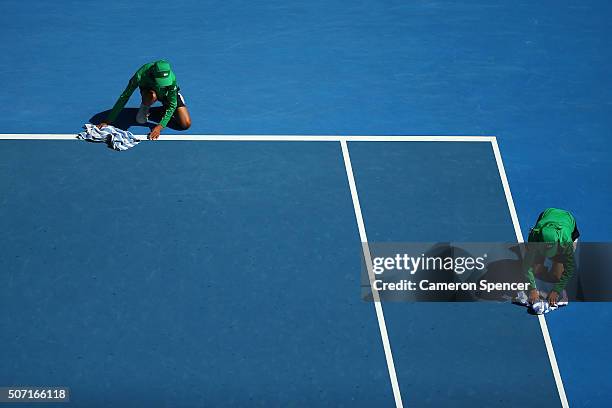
529,288,540,304
548,291,559,307
148,124,163,140
97,122,108,129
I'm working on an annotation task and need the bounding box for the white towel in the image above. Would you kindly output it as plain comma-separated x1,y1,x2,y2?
77,124,141,151
513,291,568,315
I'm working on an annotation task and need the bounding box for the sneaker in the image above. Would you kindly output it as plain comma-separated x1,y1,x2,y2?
136,104,150,124
512,291,529,306
557,289,569,306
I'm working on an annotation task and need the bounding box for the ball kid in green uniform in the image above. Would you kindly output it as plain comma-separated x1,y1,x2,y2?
523,208,579,306
98,60,191,140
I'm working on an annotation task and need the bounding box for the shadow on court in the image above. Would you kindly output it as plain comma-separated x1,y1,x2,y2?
89,107,184,131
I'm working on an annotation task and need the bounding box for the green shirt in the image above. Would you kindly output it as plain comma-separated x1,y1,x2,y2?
523,208,577,293
106,61,179,127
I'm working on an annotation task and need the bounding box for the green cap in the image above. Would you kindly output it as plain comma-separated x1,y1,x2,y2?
150,60,175,87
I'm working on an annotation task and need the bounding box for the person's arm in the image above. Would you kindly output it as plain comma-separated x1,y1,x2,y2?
159,87,178,128
523,248,537,290
553,245,575,294
522,246,541,303
102,64,153,125
148,88,178,140
104,75,139,125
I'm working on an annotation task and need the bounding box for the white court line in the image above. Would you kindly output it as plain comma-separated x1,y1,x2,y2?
340,140,403,408
0,134,494,142
491,138,570,408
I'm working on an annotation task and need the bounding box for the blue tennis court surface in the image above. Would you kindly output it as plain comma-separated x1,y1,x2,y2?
0,137,569,406
0,140,394,406
2,0,612,406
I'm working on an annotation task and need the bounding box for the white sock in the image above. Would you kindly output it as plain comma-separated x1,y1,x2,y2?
136,104,150,124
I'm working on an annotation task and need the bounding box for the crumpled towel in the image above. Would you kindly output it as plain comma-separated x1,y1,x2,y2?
77,123,141,151
513,291,568,315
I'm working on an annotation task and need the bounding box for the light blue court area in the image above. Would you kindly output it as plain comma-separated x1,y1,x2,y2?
0,137,565,407
0,140,395,406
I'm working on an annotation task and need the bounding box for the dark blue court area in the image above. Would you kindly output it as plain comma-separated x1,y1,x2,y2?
1,1,611,407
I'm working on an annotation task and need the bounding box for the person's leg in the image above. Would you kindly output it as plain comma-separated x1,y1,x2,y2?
172,92,191,130
550,262,564,281
158,92,191,130
173,106,192,130
533,264,547,279
137,89,157,124
534,263,562,283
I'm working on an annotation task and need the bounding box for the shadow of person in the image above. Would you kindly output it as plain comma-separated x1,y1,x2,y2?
471,258,525,301
89,107,184,131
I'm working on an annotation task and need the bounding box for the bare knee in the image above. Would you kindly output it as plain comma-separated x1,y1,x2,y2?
174,116,190,130
176,108,191,130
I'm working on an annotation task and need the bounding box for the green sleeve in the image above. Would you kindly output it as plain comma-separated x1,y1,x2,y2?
553,246,575,293
159,88,178,127
106,75,138,124
106,64,152,124
523,249,537,291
